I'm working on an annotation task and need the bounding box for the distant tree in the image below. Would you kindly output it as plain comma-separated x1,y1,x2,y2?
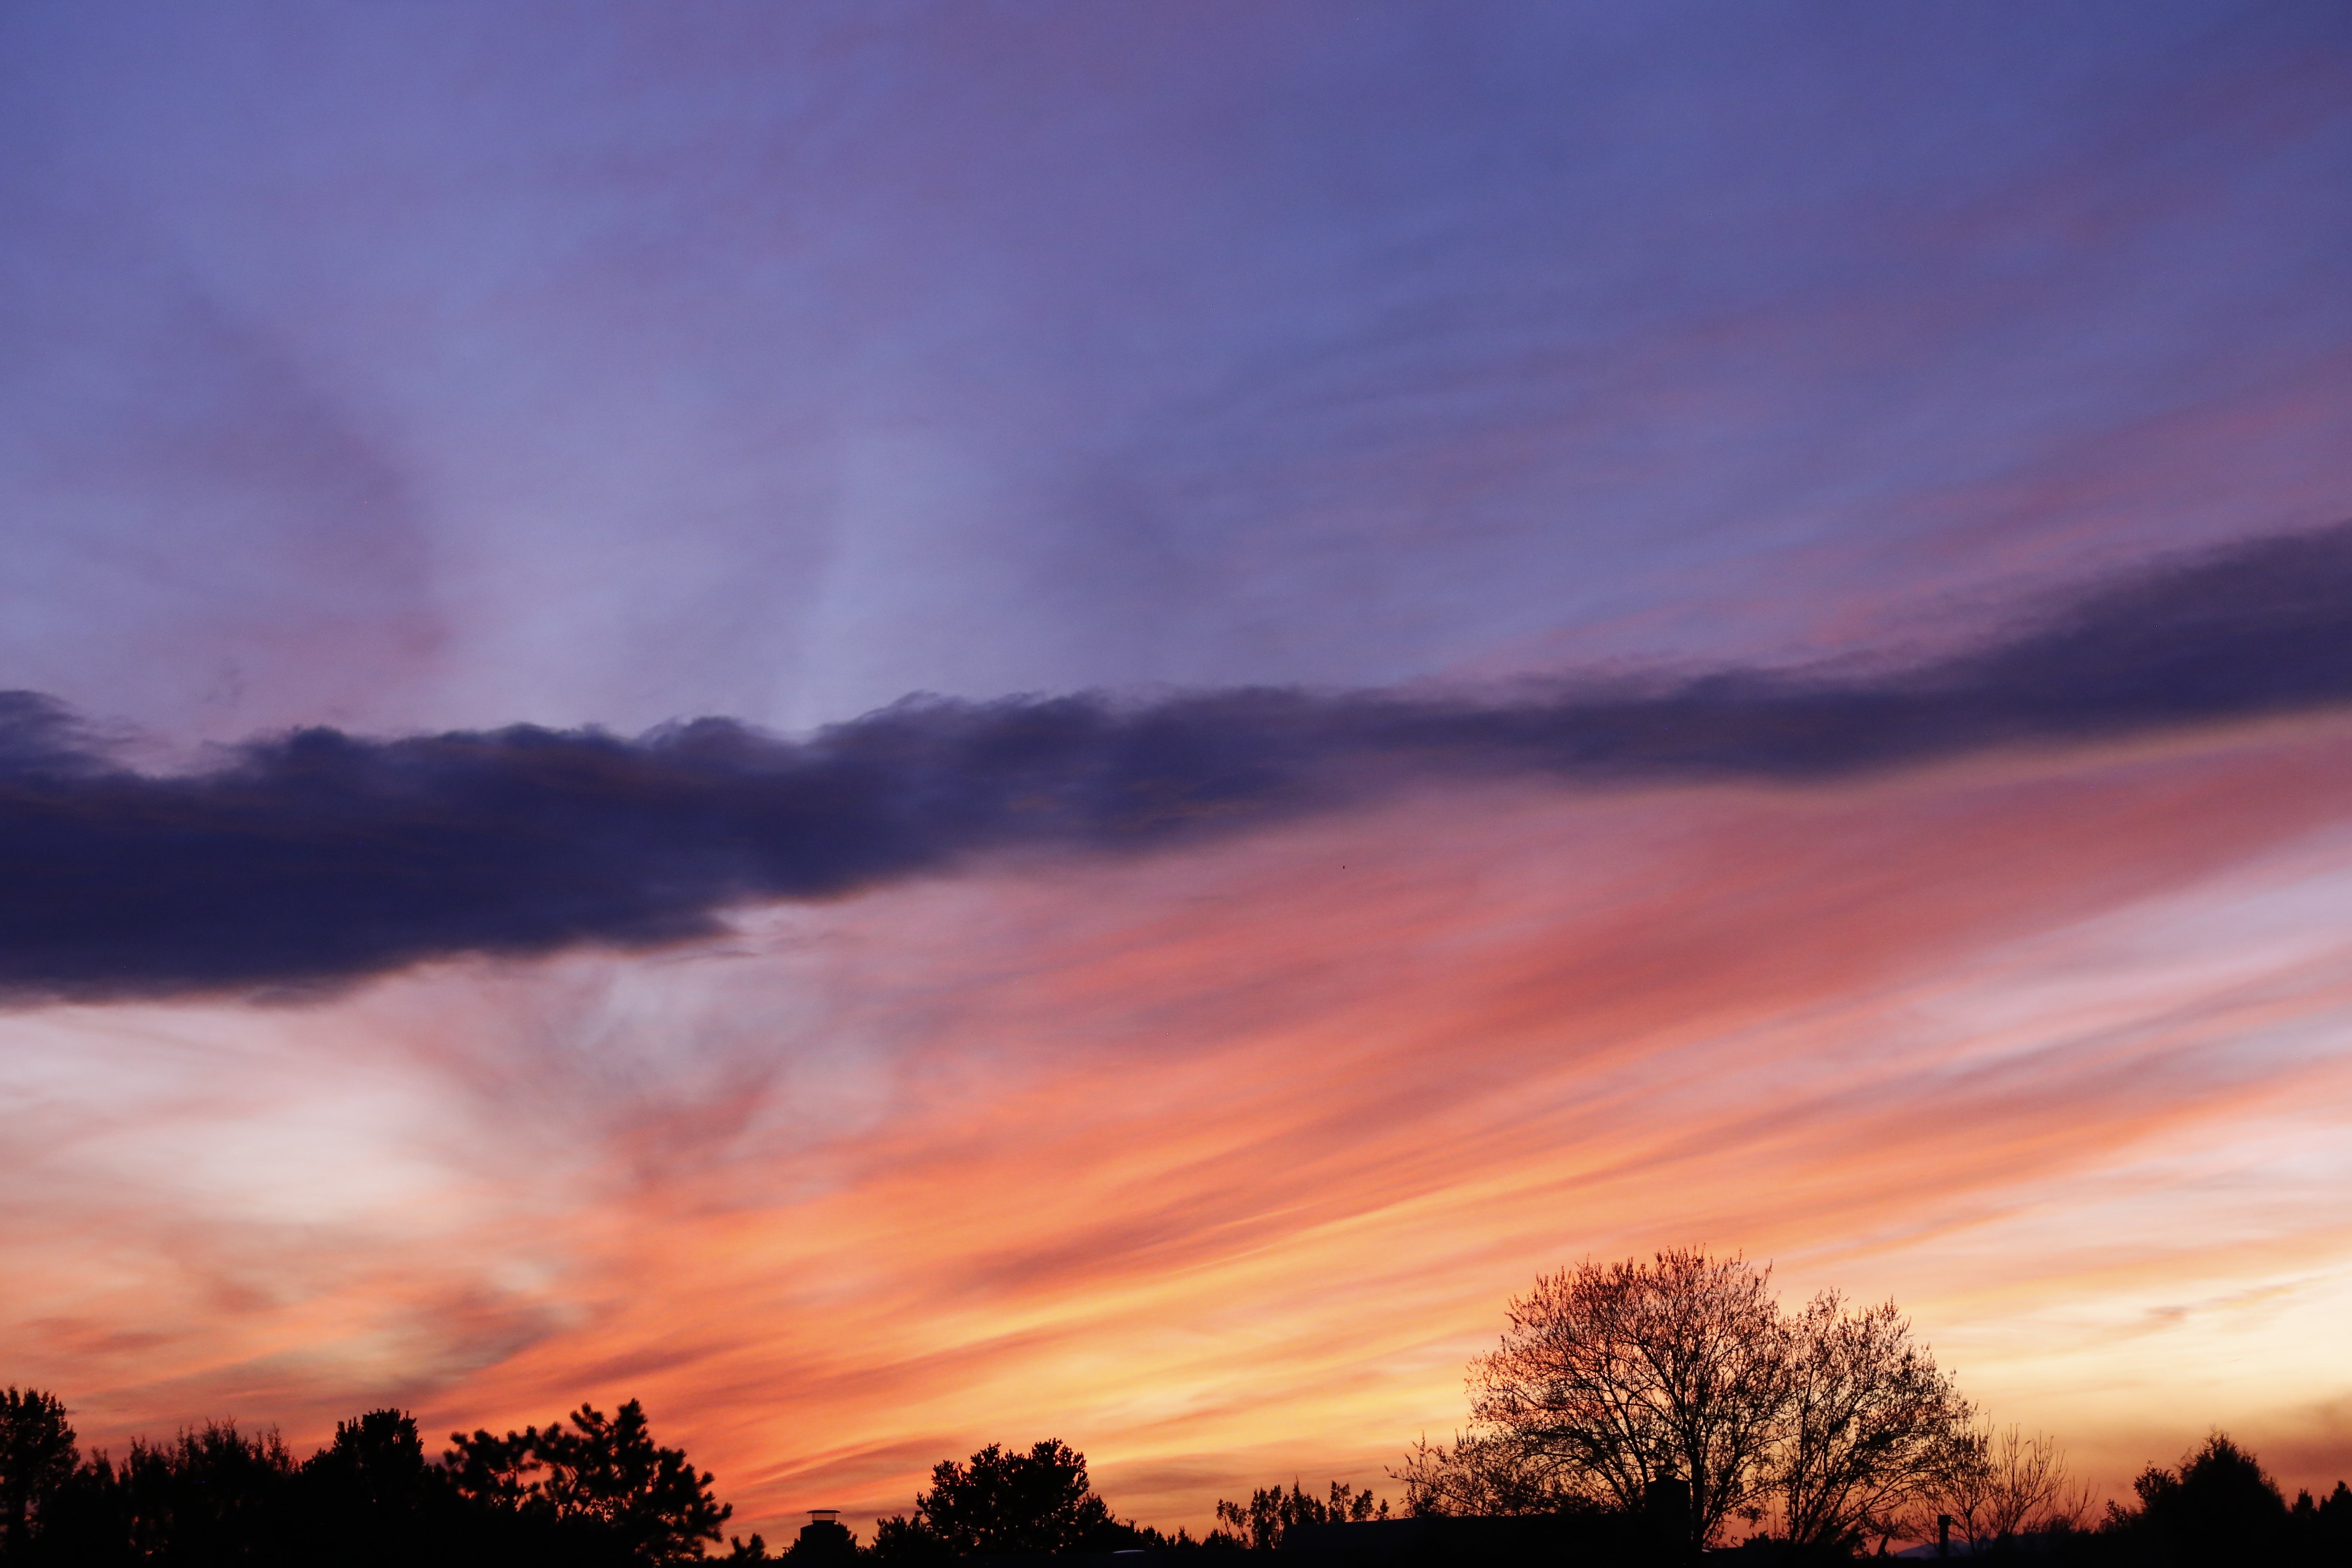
447,1399,731,1564
2289,1479,2352,1563
1914,1422,2083,1552
868,1511,952,1564
2117,1433,2288,1565
308,1409,431,1502
1211,1479,1387,1549
871,1439,1158,1559
1773,1293,1970,1552
1468,1249,1790,1548
1132,1523,1210,1550
724,1526,776,1562
298,1408,454,1565
0,1388,77,1561
71,1420,302,1564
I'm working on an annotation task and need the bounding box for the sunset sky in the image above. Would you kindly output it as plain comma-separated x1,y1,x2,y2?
4,0,2352,1542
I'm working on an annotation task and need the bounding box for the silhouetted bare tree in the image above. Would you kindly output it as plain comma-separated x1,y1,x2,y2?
1913,1421,2082,1552
1467,1249,1790,1548
1773,1292,1969,1551
1393,1429,1585,1518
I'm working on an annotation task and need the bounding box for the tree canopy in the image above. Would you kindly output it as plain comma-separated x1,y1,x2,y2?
871,1439,1135,1559
0,1390,77,1561
8,1337,2351,1565
447,1399,734,1564
1412,1249,1969,1550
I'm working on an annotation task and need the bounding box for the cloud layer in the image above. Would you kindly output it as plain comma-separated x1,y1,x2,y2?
12,716,2352,1534
9,521,2352,997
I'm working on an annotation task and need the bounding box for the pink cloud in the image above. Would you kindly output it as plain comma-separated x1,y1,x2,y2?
9,715,2352,1534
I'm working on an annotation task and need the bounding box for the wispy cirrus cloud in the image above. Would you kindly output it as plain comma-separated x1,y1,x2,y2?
8,520,2352,998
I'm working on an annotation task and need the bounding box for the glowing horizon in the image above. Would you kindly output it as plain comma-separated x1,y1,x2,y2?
3,0,2350,1547
12,714,2352,1534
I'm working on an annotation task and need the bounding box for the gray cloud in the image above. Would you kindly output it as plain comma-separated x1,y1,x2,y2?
6,521,2350,1000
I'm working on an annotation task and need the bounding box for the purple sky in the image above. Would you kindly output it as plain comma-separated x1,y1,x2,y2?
5,2,2346,748
6,1,2352,1540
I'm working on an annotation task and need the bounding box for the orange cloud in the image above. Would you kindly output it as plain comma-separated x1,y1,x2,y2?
8,716,2352,1535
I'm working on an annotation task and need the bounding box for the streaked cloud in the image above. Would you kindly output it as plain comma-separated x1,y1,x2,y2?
8,715,2352,1533
3,3,2348,1547
8,520,2352,998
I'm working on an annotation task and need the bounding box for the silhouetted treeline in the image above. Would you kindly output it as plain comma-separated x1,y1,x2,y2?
1718,1433,2352,1567
1400,1432,2352,1568
0,1388,769,1565
1379,1251,2352,1566
1211,1481,1387,1551
9,1381,2352,1567
2038,1434,2352,1568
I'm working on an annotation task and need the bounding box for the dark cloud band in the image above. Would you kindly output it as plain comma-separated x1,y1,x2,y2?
7,521,2350,999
